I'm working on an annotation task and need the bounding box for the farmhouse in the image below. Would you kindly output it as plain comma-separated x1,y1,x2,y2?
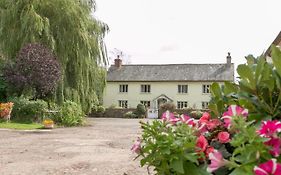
103,53,234,115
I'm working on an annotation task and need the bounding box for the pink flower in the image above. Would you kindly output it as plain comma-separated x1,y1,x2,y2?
264,138,281,157
180,114,195,126
254,159,281,175
217,131,231,143
161,110,175,121
196,135,208,152
221,105,248,128
131,138,141,154
161,111,180,124
199,112,211,124
206,119,222,131
205,146,215,158
258,120,281,138
207,150,228,173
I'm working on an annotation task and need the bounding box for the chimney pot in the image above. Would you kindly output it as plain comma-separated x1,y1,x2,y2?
114,56,122,68
226,52,231,65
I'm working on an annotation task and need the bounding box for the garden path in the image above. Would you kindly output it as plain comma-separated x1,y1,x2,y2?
0,118,147,175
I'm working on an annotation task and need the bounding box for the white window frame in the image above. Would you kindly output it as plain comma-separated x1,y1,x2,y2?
178,85,188,94
118,100,128,108
202,101,209,109
177,101,188,109
119,84,128,93
202,84,211,94
141,84,151,93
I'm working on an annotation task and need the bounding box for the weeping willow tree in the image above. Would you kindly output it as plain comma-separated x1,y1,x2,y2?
0,0,108,113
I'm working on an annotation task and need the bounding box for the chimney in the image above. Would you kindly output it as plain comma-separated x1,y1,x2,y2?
226,52,231,65
114,55,122,68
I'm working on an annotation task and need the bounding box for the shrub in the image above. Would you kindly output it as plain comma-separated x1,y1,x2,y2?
159,102,176,118
95,105,105,113
134,103,146,118
134,105,281,175
124,111,137,118
9,97,48,123
209,46,281,121
52,101,84,127
3,43,61,99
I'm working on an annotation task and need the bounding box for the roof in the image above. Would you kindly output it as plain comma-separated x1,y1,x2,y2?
107,63,234,82
265,31,281,56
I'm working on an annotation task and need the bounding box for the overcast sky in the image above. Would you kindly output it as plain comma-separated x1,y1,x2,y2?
94,0,280,66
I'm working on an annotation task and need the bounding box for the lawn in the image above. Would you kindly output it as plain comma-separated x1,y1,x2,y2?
0,122,43,130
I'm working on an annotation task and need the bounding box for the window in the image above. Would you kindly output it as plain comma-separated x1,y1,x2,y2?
178,85,188,93
140,101,151,108
141,84,151,93
202,84,211,94
118,100,128,108
177,101,188,109
119,84,128,93
202,102,209,109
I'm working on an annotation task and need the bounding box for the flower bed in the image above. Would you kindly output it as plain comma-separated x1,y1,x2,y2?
132,106,281,175
0,102,13,120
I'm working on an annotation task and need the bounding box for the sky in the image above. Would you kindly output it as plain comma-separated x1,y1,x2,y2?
94,0,281,66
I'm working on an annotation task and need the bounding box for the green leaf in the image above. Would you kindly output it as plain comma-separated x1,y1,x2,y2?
224,81,238,95
171,158,184,174
237,64,256,90
211,82,222,98
271,45,281,77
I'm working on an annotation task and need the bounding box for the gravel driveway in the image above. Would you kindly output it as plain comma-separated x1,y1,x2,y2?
0,118,148,175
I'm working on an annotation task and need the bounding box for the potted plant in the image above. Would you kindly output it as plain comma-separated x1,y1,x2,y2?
43,118,54,129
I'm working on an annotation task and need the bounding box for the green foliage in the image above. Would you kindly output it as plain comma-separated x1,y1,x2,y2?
52,101,84,127
134,103,146,117
139,120,208,175
227,117,271,175
9,97,48,123
0,59,7,101
123,111,137,118
0,0,108,113
209,46,281,121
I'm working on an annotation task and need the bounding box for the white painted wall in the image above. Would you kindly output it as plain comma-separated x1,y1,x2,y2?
103,81,224,109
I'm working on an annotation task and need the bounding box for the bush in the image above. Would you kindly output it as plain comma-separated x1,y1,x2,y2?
52,101,84,127
134,103,146,118
9,97,48,123
124,111,137,118
209,46,281,121
3,43,61,99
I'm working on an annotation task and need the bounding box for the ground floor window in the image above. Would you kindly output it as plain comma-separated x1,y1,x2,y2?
118,100,128,108
140,101,151,108
177,101,188,109
202,101,209,109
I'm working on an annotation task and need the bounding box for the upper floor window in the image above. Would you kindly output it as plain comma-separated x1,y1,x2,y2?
178,85,188,93
177,101,188,109
118,100,128,108
202,84,211,94
202,101,209,109
141,84,151,93
140,101,151,108
119,84,128,93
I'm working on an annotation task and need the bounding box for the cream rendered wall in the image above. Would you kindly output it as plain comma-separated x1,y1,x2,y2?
103,81,224,109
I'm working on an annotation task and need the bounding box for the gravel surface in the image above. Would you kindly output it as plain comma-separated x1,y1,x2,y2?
0,118,148,175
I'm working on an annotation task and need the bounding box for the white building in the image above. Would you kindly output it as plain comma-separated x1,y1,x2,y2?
103,54,234,112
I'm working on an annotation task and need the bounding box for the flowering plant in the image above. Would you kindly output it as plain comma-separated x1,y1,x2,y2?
0,102,13,119
132,105,281,175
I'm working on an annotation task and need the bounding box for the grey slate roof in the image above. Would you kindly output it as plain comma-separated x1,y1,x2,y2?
107,63,234,82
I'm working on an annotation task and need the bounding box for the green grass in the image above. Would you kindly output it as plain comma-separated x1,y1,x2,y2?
0,122,43,130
